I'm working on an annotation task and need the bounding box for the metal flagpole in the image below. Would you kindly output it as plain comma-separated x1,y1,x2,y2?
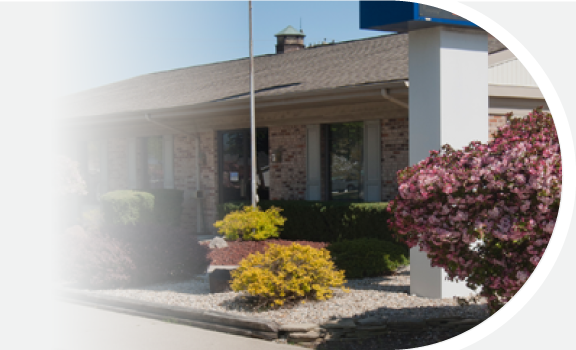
249,0,257,208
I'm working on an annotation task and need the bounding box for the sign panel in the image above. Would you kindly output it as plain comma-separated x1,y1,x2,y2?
360,1,478,33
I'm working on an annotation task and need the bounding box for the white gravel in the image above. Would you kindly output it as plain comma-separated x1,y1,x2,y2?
88,265,489,325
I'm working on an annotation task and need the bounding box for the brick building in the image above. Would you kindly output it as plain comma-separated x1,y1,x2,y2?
57,29,548,234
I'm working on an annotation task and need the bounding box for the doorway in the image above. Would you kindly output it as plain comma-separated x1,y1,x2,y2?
218,128,269,203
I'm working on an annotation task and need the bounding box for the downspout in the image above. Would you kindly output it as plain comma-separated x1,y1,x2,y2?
380,88,409,109
144,113,205,234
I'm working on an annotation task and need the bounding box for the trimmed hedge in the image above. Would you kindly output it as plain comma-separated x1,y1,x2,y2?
138,189,184,226
328,238,409,279
217,200,395,243
101,189,184,227
59,224,210,289
101,190,154,226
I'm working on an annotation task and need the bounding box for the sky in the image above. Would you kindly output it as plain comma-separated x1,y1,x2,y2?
53,1,388,97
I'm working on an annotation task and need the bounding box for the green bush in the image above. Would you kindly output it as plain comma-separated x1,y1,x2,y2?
101,190,154,226
328,238,409,279
138,189,184,226
213,206,286,241
217,200,395,243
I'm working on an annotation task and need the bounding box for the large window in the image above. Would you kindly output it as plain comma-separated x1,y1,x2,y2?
142,136,164,189
328,122,364,201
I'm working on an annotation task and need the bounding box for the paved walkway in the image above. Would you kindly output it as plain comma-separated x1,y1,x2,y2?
54,301,297,350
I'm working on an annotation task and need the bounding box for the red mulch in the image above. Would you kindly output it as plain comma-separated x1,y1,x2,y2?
206,239,329,265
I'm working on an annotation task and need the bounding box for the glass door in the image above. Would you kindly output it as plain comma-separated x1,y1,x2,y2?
219,128,269,203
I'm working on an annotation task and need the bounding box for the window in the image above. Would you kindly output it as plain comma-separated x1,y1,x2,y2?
328,122,364,201
142,136,164,189
86,141,101,202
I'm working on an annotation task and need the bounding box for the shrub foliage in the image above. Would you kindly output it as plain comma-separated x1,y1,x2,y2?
231,243,347,307
213,206,286,241
218,201,394,243
328,238,409,279
100,190,154,226
59,224,210,289
388,108,561,313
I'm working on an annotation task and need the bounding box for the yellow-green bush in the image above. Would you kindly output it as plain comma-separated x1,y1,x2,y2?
230,243,348,307
213,206,286,241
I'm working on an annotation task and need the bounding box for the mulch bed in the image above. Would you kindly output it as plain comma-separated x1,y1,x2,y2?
206,239,329,265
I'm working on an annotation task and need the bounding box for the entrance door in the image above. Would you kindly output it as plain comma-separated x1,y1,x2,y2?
219,128,269,203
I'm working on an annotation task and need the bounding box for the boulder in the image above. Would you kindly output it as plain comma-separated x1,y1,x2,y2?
209,269,233,293
209,237,228,249
279,323,319,332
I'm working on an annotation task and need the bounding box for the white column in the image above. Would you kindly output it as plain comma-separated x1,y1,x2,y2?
306,125,321,200
409,26,488,299
363,119,382,202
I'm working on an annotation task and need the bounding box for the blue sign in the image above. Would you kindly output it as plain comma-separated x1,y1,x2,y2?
360,1,478,32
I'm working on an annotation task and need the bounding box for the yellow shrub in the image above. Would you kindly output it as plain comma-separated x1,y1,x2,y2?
213,206,286,241
230,243,348,307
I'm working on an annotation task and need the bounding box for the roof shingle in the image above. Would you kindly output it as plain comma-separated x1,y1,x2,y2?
58,33,506,118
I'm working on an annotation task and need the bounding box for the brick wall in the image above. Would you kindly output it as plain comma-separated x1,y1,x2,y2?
269,125,307,200
381,117,409,202
173,131,219,234
489,115,508,141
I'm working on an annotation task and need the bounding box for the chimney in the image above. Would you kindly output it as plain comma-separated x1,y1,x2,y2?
275,25,305,54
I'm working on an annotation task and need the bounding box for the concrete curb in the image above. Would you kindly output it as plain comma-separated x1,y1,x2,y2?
56,288,279,340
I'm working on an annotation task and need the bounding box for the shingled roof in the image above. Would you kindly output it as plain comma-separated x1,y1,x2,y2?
58,33,506,118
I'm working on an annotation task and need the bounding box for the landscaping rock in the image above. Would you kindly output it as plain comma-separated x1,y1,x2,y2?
209,237,228,249
322,318,357,329
357,316,388,326
288,330,322,340
279,323,319,332
209,269,232,293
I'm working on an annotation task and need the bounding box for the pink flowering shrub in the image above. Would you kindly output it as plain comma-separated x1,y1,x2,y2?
388,108,561,313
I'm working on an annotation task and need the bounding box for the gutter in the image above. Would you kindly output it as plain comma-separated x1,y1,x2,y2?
144,113,205,234
381,81,409,109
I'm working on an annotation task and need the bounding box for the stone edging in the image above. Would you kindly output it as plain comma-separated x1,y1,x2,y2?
280,316,486,345
56,288,486,344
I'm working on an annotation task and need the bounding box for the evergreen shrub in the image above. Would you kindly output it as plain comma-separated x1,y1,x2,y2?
101,190,154,226
213,206,285,241
328,238,409,279
217,200,394,243
231,243,347,307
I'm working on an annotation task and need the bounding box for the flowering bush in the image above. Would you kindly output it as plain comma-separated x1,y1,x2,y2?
59,224,210,288
57,155,87,196
213,206,286,241
388,108,561,313
231,243,347,307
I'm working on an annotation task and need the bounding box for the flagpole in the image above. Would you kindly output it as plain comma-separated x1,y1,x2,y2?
249,0,257,208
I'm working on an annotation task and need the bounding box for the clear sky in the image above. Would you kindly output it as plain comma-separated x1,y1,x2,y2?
54,1,388,97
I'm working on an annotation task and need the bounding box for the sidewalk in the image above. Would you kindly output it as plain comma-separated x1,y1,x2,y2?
54,301,297,350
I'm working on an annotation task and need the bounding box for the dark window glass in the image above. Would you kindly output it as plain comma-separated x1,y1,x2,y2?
220,128,269,203
329,122,363,201
144,136,164,189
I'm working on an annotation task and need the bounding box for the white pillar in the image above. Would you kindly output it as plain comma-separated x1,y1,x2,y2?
408,26,488,299
306,125,321,200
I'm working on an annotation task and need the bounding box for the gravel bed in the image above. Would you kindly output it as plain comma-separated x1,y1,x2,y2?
88,265,489,325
